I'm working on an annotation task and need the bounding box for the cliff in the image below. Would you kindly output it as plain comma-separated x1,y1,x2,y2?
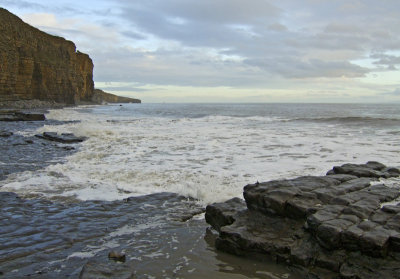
92,89,141,104
0,8,94,104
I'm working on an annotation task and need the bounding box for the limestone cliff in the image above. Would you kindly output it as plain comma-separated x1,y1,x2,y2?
0,8,94,104
92,89,141,104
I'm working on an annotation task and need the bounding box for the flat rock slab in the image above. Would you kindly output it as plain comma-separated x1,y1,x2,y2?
36,132,86,143
206,161,400,279
0,192,205,278
0,111,46,121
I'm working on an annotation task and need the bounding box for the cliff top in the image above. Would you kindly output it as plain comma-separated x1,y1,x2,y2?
0,8,76,51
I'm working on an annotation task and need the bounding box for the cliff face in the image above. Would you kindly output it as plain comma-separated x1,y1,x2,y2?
92,89,141,104
0,8,94,104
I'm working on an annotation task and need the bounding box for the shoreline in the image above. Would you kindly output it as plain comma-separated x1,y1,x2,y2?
0,99,107,111
0,114,299,278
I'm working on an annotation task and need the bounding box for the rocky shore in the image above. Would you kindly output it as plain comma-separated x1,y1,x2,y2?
206,162,400,278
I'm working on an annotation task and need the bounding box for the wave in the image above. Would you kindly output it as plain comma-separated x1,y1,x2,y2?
291,116,400,126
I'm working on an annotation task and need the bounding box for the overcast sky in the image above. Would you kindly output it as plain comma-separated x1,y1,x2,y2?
1,0,400,102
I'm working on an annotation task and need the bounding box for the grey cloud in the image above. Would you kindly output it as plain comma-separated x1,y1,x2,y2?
245,58,369,79
121,31,147,40
268,23,288,32
324,23,364,35
113,2,400,61
287,32,370,51
91,0,400,90
118,0,280,25
115,0,281,48
371,54,400,70
0,0,114,17
0,0,45,10
91,46,273,87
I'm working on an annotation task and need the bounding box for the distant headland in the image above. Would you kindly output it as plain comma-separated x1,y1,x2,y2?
0,8,140,107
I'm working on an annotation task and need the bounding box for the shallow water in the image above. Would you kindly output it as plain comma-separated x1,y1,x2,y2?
0,192,305,279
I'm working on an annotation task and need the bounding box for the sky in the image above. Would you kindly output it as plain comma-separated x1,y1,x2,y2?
1,0,400,103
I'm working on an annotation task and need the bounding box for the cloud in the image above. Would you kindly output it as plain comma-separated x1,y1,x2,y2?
20,12,122,51
0,0,45,10
108,0,399,81
114,0,280,48
383,88,400,96
371,53,400,70
121,30,147,40
0,0,86,15
91,46,261,87
244,57,369,79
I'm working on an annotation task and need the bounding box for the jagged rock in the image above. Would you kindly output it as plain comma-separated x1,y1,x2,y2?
206,162,400,279
35,132,86,143
205,197,246,232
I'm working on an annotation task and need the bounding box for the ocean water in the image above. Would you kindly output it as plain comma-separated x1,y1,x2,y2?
1,103,400,278
2,103,400,204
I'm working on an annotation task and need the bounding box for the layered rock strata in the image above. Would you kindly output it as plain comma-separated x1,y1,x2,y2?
0,8,94,104
1,8,142,106
206,162,400,279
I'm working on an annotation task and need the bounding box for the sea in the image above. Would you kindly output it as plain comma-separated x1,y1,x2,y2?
1,103,400,278
2,103,400,204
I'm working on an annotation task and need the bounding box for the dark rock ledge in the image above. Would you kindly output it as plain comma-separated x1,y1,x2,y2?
206,162,400,279
35,132,86,143
0,110,46,121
